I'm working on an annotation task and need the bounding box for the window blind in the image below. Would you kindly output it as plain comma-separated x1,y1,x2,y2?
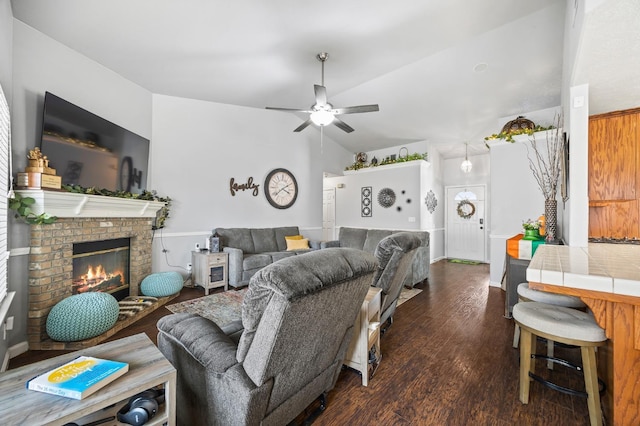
0,83,9,303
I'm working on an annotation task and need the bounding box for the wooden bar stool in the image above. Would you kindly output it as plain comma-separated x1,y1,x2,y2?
512,283,586,369
513,301,606,426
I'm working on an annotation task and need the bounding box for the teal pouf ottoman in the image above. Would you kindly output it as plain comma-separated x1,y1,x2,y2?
46,292,119,342
140,271,183,297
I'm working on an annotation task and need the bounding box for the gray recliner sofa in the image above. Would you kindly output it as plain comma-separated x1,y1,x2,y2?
157,248,378,426
215,226,318,288
322,227,430,287
372,232,422,329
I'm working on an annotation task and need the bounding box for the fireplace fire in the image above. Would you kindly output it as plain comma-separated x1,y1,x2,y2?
72,238,130,300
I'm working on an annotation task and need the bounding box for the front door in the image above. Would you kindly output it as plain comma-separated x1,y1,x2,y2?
446,185,486,262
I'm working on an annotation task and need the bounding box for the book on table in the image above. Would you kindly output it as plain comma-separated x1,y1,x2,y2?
26,356,129,400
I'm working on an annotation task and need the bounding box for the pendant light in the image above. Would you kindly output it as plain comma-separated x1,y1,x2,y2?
460,143,472,173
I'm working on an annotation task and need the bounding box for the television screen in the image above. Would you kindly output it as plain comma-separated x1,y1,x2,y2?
39,92,150,194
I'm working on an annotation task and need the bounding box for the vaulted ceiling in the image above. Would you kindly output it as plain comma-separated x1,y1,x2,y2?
11,0,639,159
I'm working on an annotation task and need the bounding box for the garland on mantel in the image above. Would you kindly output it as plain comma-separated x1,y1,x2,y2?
10,185,172,228
8,192,57,225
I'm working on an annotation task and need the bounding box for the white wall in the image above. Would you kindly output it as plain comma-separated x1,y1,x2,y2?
423,146,445,263
150,94,344,272
324,161,426,230
0,0,11,101
562,0,590,247
566,85,589,246
487,107,562,286
323,140,447,263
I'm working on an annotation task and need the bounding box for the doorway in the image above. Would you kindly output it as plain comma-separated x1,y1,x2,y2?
323,188,336,241
446,185,486,262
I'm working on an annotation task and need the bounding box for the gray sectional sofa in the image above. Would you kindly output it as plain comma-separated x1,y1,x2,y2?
157,248,377,425
215,226,317,288
321,227,430,287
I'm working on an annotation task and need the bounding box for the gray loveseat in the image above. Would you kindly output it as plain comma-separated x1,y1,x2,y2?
215,226,317,288
157,248,377,425
322,227,430,287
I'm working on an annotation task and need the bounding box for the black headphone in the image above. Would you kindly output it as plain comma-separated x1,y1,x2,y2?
117,388,165,426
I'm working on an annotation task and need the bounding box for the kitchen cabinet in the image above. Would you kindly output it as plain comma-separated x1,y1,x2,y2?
588,108,640,238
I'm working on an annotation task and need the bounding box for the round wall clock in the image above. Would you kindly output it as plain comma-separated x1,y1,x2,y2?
264,168,298,209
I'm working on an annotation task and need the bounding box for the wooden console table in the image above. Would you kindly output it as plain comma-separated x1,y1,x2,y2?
0,333,176,425
527,244,640,426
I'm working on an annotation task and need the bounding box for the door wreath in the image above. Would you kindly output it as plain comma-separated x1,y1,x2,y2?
457,199,475,219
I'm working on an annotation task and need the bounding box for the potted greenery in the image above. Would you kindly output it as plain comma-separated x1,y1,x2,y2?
522,219,542,240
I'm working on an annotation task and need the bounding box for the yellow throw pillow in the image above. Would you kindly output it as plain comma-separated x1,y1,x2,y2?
285,235,304,240
286,238,309,251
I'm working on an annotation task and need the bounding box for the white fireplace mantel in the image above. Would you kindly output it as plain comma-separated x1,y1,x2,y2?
14,189,166,218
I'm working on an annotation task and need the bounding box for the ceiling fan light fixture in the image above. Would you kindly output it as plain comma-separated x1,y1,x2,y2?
310,110,334,126
265,52,378,133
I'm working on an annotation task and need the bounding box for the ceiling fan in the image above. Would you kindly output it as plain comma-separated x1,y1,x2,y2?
266,52,379,133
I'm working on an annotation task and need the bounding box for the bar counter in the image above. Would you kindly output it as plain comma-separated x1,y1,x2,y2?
526,244,640,426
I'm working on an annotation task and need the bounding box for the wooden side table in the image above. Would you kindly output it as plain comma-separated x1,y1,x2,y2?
192,251,228,294
344,287,382,386
0,333,176,426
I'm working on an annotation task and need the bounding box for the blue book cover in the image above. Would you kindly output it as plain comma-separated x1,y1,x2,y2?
27,356,129,400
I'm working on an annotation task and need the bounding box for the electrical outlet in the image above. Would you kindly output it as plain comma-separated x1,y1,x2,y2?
187,263,192,273
5,316,13,331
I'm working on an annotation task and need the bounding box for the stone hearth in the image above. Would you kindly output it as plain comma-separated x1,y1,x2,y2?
20,190,168,350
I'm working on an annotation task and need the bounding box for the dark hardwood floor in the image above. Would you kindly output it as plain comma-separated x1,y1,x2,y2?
9,260,596,425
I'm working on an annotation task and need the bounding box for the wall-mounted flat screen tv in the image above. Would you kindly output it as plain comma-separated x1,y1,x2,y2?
39,92,150,194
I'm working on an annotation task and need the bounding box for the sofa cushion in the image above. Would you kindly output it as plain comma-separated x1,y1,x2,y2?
286,238,309,251
217,228,255,254
244,253,273,271
338,227,368,250
363,229,393,253
270,251,297,262
251,228,278,253
274,226,301,251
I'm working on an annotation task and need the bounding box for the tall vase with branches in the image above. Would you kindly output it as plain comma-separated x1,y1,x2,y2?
525,114,563,242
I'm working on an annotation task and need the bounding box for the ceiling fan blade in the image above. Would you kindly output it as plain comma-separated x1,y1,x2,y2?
314,85,328,106
266,106,313,113
332,104,379,115
332,117,354,133
293,118,313,132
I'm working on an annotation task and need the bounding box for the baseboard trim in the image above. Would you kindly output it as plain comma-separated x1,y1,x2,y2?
9,341,29,359
0,341,28,372
1,352,8,372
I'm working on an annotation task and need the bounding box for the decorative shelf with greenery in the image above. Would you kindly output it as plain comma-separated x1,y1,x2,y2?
344,152,428,173
11,186,171,229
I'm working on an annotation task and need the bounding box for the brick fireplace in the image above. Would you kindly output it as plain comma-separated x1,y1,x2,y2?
21,190,167,350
